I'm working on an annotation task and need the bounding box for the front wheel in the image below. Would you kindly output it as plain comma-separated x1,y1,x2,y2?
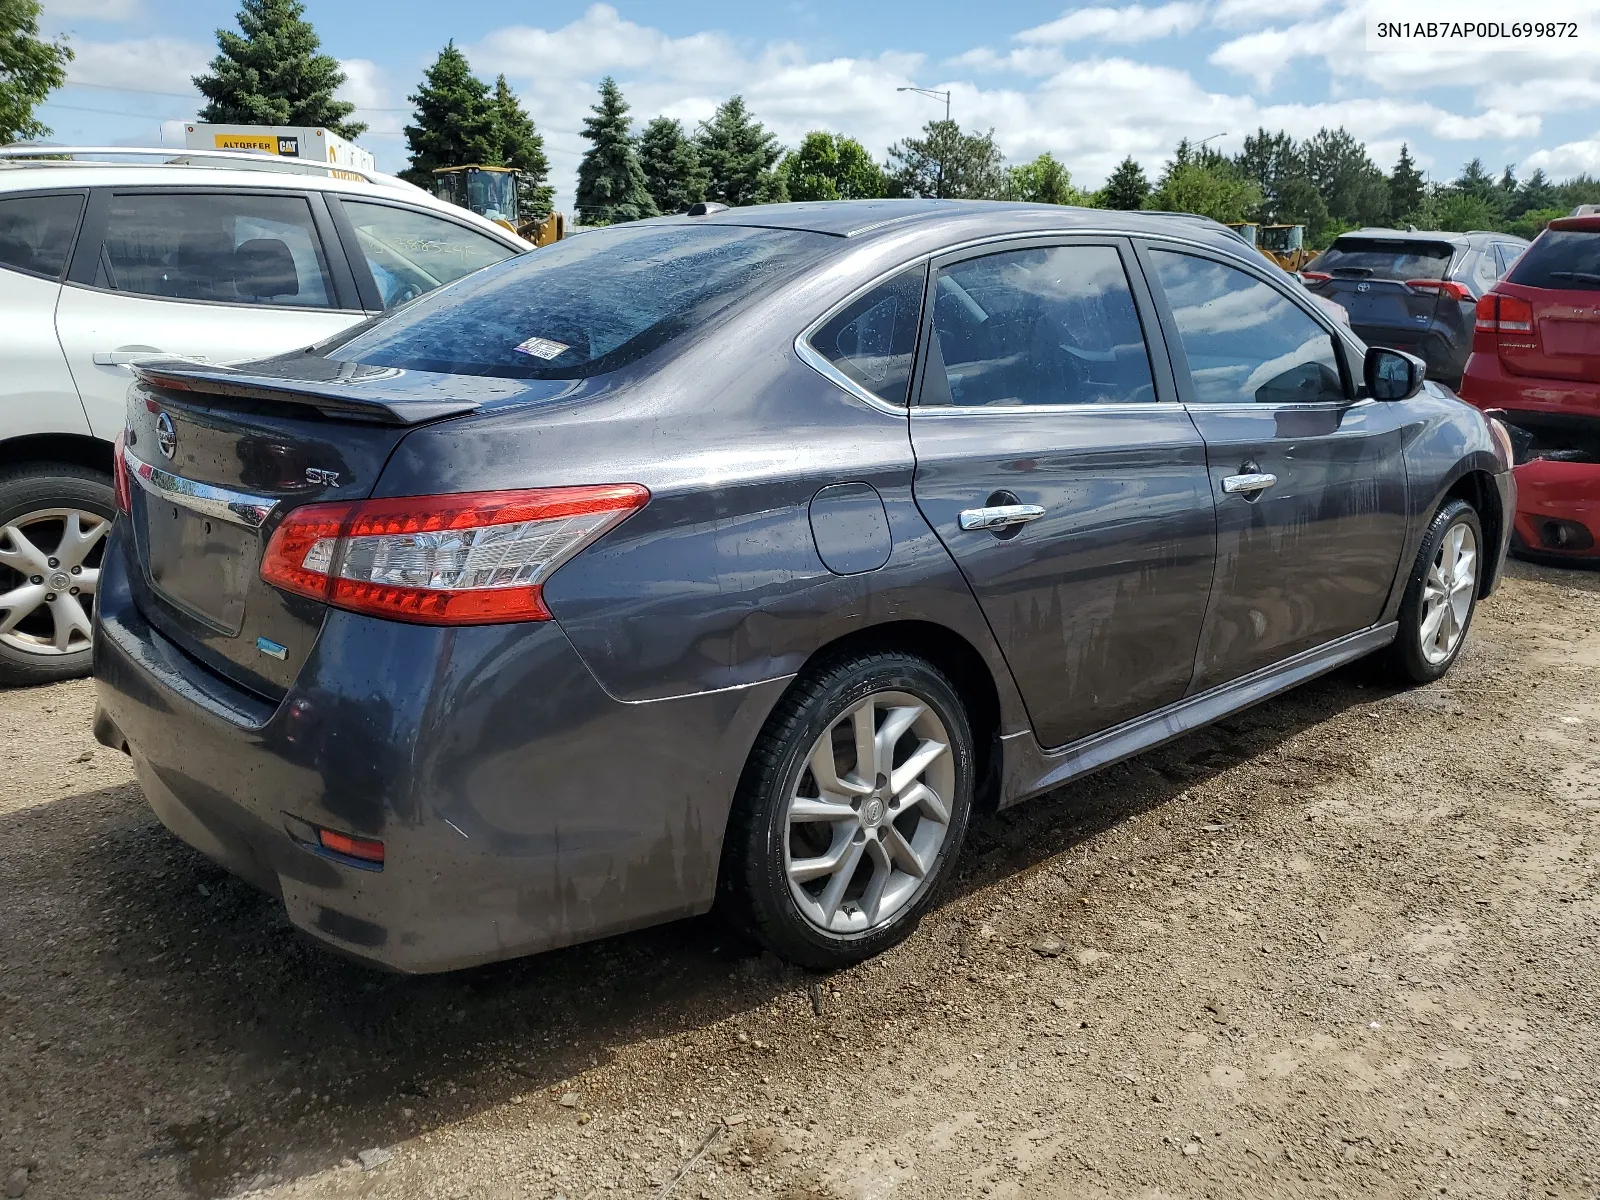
1385,498,1482,685
723,651,975,970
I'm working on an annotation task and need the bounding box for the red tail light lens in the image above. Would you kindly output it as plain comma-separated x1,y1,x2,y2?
318,828,385,864
1299,271,1331,283
261,484,649,625
1406,278,1473,302
1474,294,1535,352
112,432,132,514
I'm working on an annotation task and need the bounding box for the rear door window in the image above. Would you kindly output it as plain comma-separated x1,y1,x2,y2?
1508,230,1600,291
921,244,1157,407
93,192,335,307
1308,238,1455,282
808,266,926,407
336,200,517,308
1149,249,1346,405
0,193,86,279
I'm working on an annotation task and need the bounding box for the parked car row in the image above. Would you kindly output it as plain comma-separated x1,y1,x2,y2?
0,150,527,684
89,198,1515,973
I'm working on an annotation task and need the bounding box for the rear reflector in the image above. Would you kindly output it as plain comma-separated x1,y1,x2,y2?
317,828,385,864
261,484,649,625
1406,278,1473,302
112,431,132,515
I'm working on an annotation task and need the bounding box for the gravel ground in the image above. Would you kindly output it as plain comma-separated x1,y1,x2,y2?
2,560,1598,1200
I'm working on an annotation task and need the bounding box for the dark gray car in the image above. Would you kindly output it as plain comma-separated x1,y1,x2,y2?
1301,228,1528,386
92,200,1515,973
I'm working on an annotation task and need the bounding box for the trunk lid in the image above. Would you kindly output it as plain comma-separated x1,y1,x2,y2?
1305,236,1459,338
120,358,546,698
1497,225,1600,385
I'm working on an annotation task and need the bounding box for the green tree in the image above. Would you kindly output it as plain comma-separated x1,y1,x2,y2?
1388,144,1426,222
1510,168,1556,219
1233,128,1328,234
575,76,657,225
1147,159,1261,224
1554,174,1600,212
1411,187,1501,233
1098,156,1151,210
696,95,786,206
401,43,498,187
0,0,70,142
885,120,1005,199
193,0,362,138
492,75,552,219
637,117,708,213
1302,127,1388,227
1002,152,1085,205
1505,207,1567,241
779,131,886,202
1453,157,1498,202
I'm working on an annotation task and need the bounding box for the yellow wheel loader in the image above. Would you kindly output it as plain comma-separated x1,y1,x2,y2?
431,165,564,246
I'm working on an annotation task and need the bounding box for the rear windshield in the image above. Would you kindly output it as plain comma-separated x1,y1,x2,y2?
1508,229,1600,291
1307,238,1456,281
328,223,827,379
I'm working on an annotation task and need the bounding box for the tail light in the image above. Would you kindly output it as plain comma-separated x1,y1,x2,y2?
1474,294,1535,354
1406,279,1473,302
1299,271,1331,284
112,431,132,514
261,484,649,625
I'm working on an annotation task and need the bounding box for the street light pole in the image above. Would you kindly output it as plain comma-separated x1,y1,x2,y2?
897,86,952,123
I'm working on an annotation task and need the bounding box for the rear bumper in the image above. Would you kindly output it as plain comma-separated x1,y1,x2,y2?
1510,459,1600,561
93,526,787,972
1459,352,1600,416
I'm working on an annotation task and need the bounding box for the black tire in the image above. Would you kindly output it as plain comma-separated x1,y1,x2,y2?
0,463,116,688
1384,498,1483,685
722,650,975,970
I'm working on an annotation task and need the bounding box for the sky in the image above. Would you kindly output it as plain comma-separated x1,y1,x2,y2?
35,0,1600,217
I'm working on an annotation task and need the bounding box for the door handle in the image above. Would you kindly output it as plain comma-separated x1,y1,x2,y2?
959,503,1046,531
1222,472,1277,496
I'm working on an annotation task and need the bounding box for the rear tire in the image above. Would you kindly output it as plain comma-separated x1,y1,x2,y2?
722,650,975,970
0,464,116,688
1384,498,1482,685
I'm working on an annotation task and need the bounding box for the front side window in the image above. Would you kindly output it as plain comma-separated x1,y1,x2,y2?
922,244,1156,407
1149,250,1346,405
809,266,926,406
94,192,333,307
339,200,516,308
0,194,85,279
330,223,827,379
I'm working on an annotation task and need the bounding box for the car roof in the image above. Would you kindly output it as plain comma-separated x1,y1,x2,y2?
665,198,1258,254
0,160,527,247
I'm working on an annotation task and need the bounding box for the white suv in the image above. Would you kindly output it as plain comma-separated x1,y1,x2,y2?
0,150,527,684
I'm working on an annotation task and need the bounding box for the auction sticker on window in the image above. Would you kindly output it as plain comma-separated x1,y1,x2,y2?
513,336,570,360
1366,0,1591,48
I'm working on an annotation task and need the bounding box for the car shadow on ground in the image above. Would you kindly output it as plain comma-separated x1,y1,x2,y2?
0,661,1392,1197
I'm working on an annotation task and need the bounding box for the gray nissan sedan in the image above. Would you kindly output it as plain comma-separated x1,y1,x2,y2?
93,200,1515,973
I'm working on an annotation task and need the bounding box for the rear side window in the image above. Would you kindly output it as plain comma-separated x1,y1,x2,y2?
1307,238,1455,282
94,192,334,307
1508,230,1600,291
809,266,926,407
921,244,1157,407
0,194,85,279
1150,250,1345,406
330,223,826,379
338,200,515,309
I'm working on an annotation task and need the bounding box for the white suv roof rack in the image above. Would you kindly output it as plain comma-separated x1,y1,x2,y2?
0,144,423,194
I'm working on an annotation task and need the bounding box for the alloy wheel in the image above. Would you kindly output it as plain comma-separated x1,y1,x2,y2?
1419,520,1476,665
784,690,955,936
0,508,110,657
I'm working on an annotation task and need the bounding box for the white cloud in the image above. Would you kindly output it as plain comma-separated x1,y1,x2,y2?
63,36,207,93
1210,0,1330,26
1523,137,1600,177
1016,3,1207,44
42,0,142,20
336,59,408,144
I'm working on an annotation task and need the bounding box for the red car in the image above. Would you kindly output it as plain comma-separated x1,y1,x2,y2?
1460,213,1600,563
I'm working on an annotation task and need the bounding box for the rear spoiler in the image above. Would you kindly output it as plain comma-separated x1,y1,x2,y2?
130,361,486,425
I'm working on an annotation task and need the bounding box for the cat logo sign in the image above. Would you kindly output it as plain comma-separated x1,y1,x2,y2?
208,133,299,157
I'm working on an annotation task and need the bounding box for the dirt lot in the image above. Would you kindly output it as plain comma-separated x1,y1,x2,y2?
2,561,1598,1200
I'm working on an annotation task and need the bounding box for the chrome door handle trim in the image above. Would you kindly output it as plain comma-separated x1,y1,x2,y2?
1222,472,1277,495
958,503,1046,531
122,443,278,530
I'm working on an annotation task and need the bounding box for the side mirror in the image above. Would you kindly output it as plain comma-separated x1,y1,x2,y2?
1365,346,1427,401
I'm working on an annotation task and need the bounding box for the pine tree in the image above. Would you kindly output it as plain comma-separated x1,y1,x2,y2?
575,77,657,225
637,117,708,214
401,44,498,187
0,0,71,142
193,0,363,138
1302,127,1388,228
1099,156,1151,210
1002,153,1084,205
695,96,786,207
493,75,553,220
1453,157,1498,201
885,120,1005,199
779,131,886,202
1388,144,1425,222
